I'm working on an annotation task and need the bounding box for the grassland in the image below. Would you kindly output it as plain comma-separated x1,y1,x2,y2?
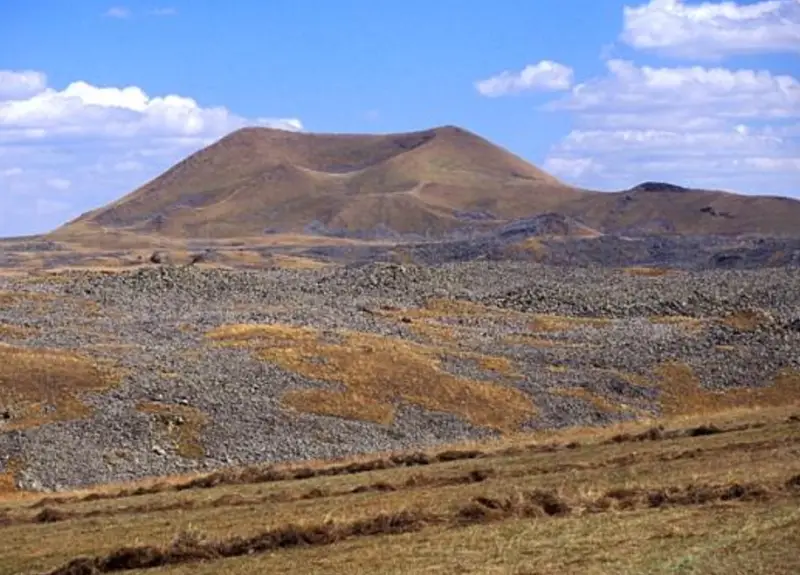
0,406,797,575
0,344,120,432
1,261,799,573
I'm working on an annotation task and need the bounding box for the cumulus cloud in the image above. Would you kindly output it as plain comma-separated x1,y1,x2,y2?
621,0,800,58
0,70,48,100
0,70,302,237
476,60,574,96
542,60,800,195
547,59,800,118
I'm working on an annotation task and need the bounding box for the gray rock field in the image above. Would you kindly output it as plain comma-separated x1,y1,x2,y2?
1,261,799,491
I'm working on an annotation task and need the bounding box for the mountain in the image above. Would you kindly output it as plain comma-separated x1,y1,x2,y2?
562,182,800,237
55,125,579,239
52,126,800,240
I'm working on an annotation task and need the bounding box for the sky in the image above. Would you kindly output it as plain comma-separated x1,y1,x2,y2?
0,0,798,237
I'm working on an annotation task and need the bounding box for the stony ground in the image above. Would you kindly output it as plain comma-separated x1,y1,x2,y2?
1,261,799,491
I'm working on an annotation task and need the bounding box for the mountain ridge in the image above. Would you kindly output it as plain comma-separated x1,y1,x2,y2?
52,125,800,240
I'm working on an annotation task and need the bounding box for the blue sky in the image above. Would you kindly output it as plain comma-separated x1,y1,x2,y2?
0,0,798,237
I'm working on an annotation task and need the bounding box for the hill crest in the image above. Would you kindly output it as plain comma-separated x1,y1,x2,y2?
52,125,800,240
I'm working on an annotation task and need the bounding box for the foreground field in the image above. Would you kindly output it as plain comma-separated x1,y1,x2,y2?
1,406,798,574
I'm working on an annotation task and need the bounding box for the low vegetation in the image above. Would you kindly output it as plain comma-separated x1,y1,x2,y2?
0,344,120,431
0,406,797,575
207,324,534,430
655,363,800,416
135,402,209,460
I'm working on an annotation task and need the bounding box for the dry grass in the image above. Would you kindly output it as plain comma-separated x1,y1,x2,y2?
0,322,36,339
719,309,771,331
0,458,24,495
206,324,534,431
623,267,671,277
1,407,797,575
136,403,208,459
268,254,329,270
381,299,609,347
0,344,120,430
0,290,53,308
656,363,800,416
52,126,583,240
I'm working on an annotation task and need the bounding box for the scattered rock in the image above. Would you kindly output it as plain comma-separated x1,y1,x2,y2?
0,261,797,490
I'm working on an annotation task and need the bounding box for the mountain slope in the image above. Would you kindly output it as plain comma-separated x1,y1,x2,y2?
561,182,800,236
51,126,800,240
56,125,580,239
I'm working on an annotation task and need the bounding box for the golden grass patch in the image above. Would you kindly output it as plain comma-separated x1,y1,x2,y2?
719,309,771,331
404,321,460,345
282,389,395,425
623,267,671,277
0,322,36,340
0,290,54,308
0,458,24,495
383,299,609,336
0,344,120,431
656,363,800,416
207,324,534,431
136,402,208,459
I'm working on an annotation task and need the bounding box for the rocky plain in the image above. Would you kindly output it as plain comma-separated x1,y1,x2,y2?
1,250,799,492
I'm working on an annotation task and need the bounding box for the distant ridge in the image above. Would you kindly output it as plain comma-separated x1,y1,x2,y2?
52,125,800,240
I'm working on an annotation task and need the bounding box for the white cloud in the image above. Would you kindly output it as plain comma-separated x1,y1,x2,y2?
543,60,800,195
476,60,574,96
0,70,303,237
621,0,800,58
547,59,800,119
149,7,178,16
0,70,47,100
542,157,604,179
104,7,131,19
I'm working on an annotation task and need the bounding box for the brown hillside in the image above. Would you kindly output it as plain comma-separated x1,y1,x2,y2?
50,127,800,240
54,126,579,239
562,182,800,236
